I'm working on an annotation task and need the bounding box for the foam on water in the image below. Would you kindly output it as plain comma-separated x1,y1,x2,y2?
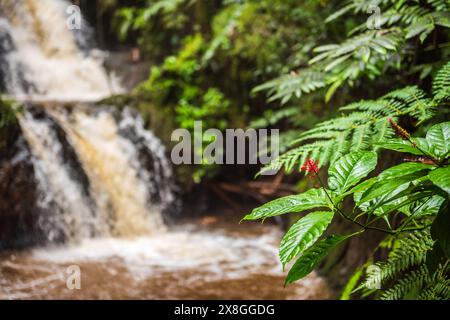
31,226,283,281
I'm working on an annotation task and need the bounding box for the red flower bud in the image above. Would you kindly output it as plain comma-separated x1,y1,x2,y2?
300,158,319,178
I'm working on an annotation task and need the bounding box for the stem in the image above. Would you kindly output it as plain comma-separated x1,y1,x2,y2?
314,172,396,235
411,142,440,165
395,198,430,232
396,224,432,233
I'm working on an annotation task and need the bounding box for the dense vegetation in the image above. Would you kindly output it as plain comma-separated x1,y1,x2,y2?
1,0,448,299
105,0,449,299
241,0,450,299
107,0,342,182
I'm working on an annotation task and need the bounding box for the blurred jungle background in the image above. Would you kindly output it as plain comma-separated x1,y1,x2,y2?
0,0,448,300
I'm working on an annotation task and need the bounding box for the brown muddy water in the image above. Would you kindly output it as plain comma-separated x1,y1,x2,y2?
0,218,333,300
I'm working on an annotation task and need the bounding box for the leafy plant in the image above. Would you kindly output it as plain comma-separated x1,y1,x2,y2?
115,0,337,183
257,0,450,103
243,120,449,299
261,61,450,174
243,1,449,299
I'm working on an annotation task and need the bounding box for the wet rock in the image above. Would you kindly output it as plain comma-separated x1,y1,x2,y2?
0,121,44,249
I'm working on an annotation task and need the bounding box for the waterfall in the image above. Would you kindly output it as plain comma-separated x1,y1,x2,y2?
47,106,170,237
0,0,175,245
0,0,123,100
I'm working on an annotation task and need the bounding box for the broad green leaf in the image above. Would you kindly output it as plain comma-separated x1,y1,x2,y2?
399,195,446,217
372,191,434,218
358,171,429,205
377,139,423,155
379,162,434,180
332,177,375,203
360,183,411,214
426,122,449,159
279,211,334,267
431,200,450,258
328,151,378,193
242,188,329,221
414,137,432,156
285,234,348,285
352,177,377,204
358,164,434,213
429,167,450,194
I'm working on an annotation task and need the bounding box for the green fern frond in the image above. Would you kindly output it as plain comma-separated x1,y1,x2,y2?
433,61,450,102
261,87,439,173
362,231,434,290
417,286,437,300
357,229,450,300
382,263,450,300
257,1,449,104
418,273,450,300
429,0,450,11
253,69,326,104
381,265,430,300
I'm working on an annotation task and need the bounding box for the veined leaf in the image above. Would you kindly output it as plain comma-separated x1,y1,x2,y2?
377,139,423,155
358,183,410,213
414,137,433,156
328,151,378,193
433,11,450,28
426,121,449,159
373,191,435,218
242,188,329,221
399,195,446,217
429,167,450,194
285,234,349,285
358,171,429,205
379,162,435,180
352,177,378,204
279,211,334,268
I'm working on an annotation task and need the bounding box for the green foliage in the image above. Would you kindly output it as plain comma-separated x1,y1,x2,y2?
107,0,449,299
433,59,450,102
429,167,450,194
139,33,231,130
244,118,449,299
359,231,433,292
328,151,378,194
426,121,450,160
286,234,350,285
116,0,337,182
0,97,19,129
243,188,330,220
356,230,450,300
279,211,334,268
258,0,450,104
262,62,449,173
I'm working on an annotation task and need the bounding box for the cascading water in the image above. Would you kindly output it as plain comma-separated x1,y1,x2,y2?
46,106,170,237
0,0,174,243
0,0,332,300
0,0,122,100
18,107,98,242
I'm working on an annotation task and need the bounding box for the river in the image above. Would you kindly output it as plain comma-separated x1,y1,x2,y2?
0,0,332,300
